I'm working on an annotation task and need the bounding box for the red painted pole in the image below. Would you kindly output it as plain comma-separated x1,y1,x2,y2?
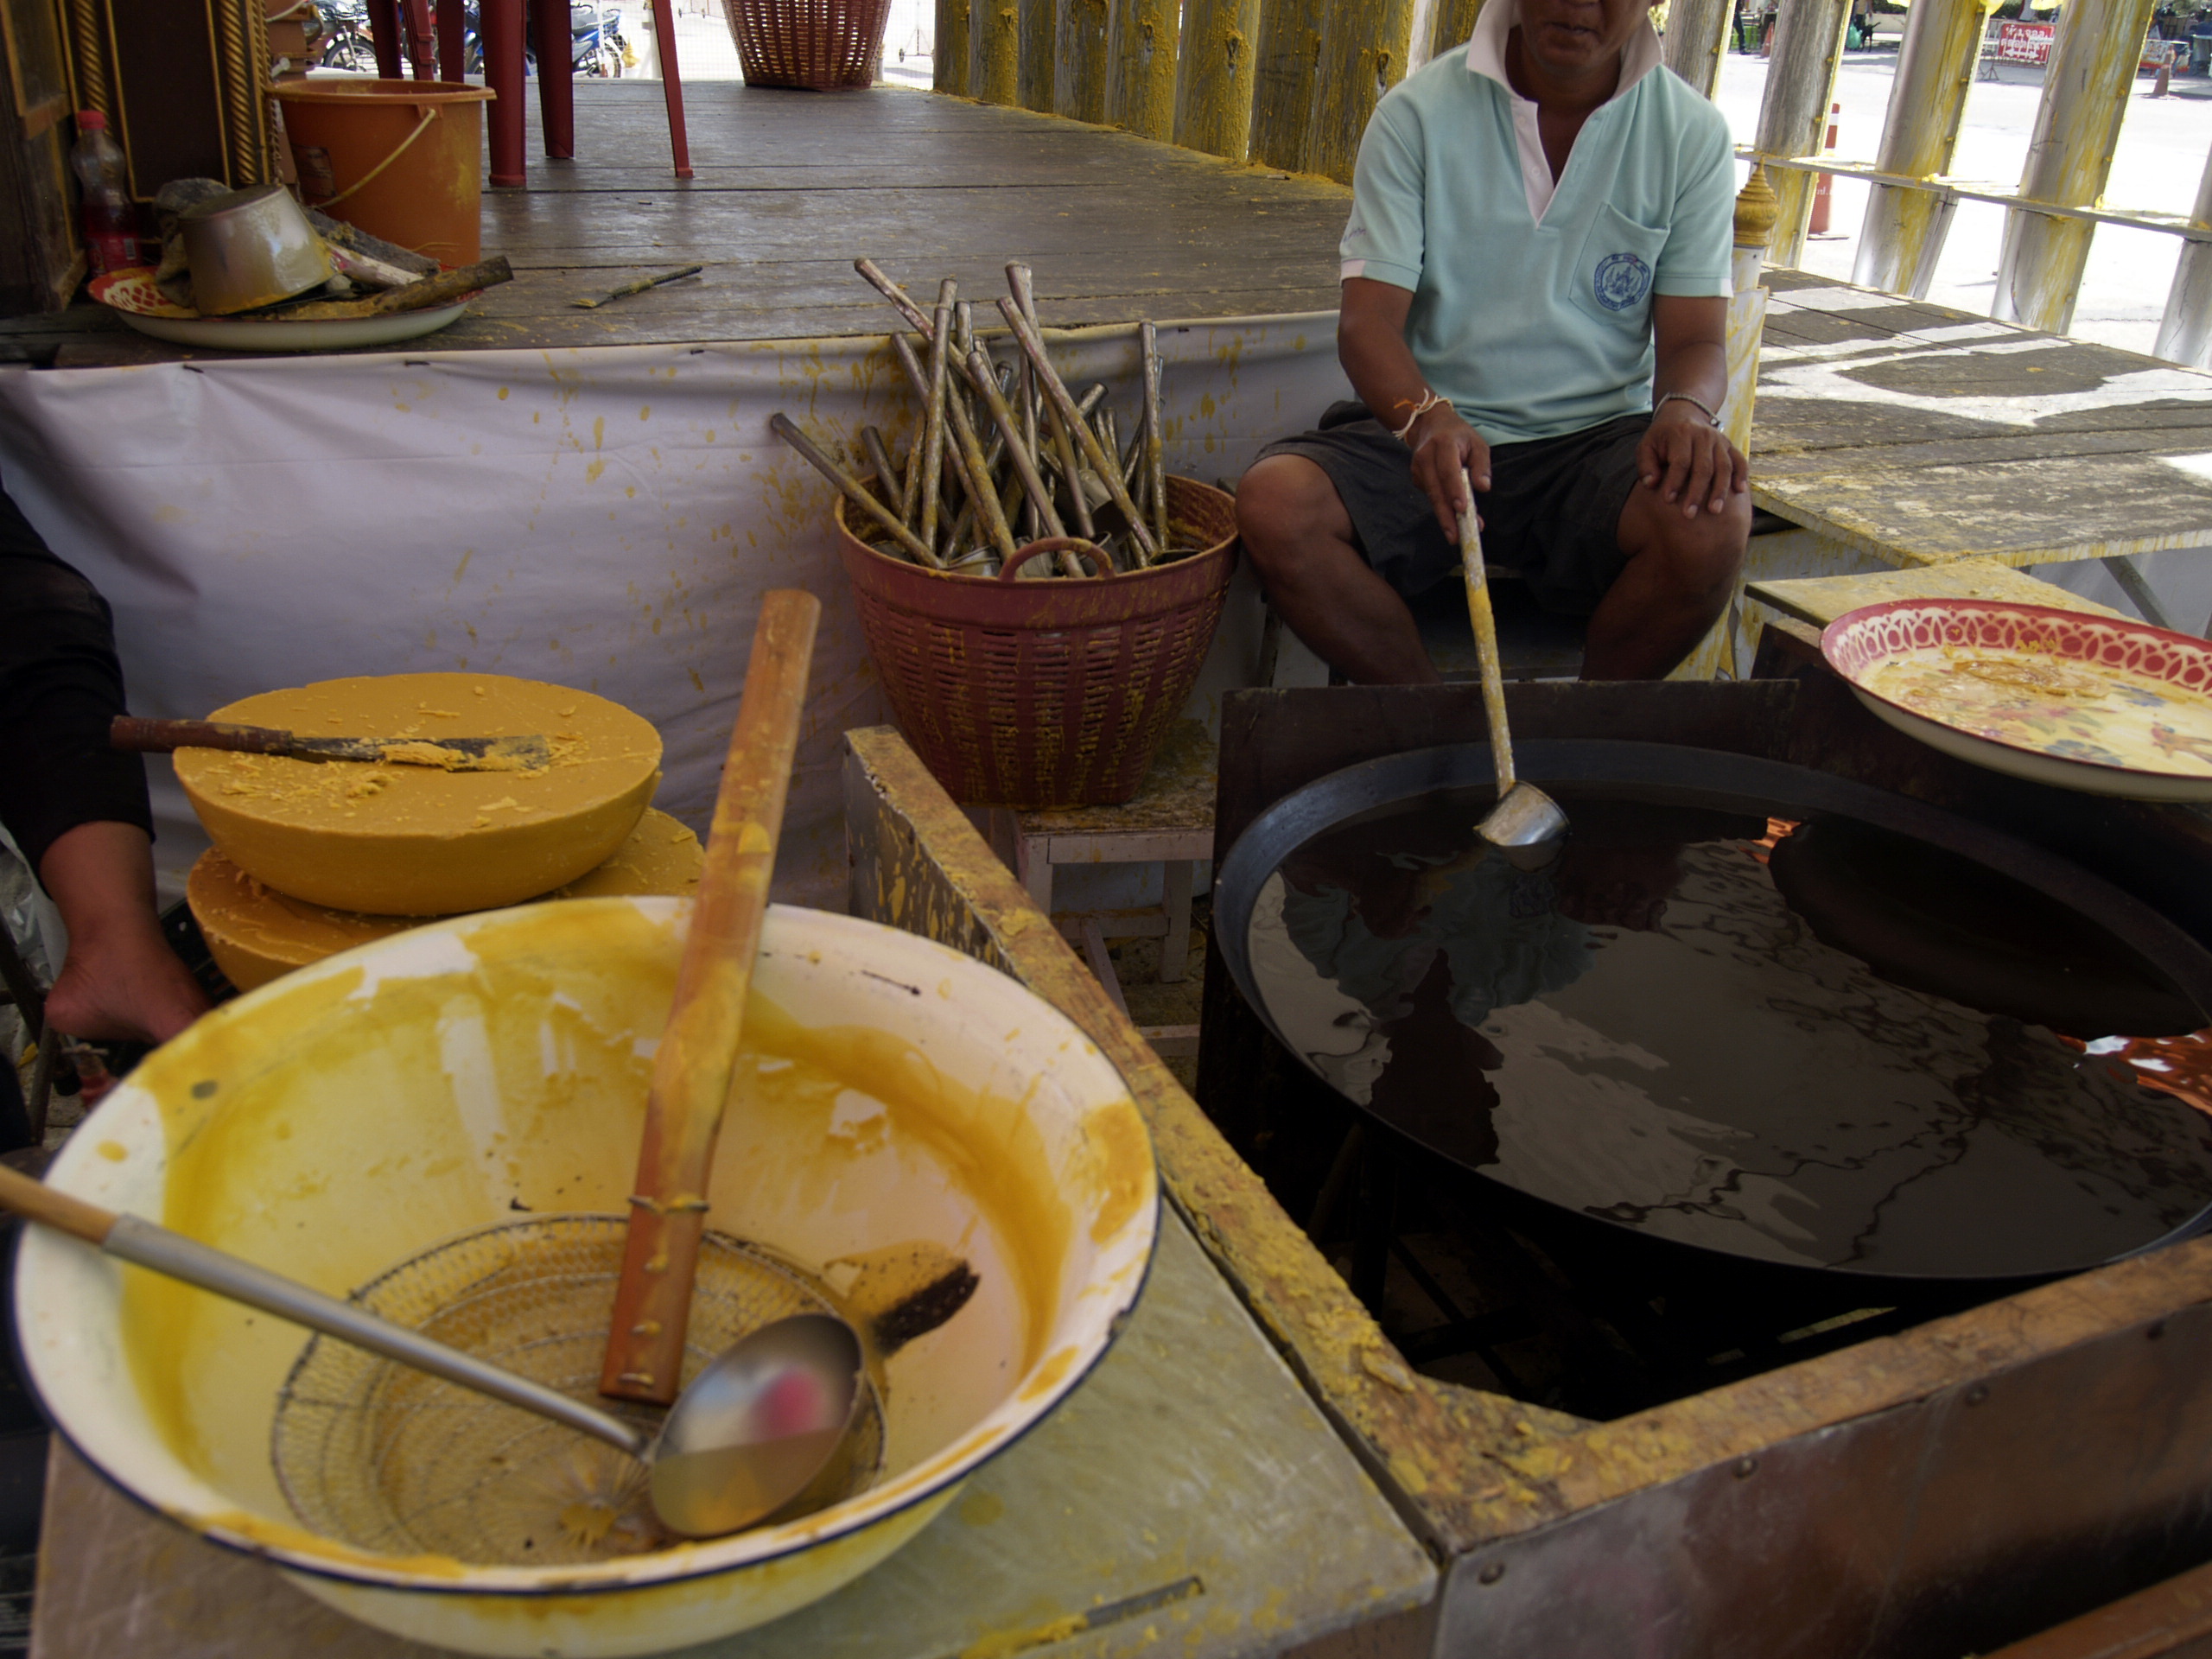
1808,99,1840,234
365,0,405,77
484,0,527,186
531,0,575,157
648,0,694,179
436,0,467,80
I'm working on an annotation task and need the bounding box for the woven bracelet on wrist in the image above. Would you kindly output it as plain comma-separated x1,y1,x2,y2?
1391,391,1444,443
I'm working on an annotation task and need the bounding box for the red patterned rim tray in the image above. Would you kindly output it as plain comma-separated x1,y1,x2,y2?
1821,598,2212,798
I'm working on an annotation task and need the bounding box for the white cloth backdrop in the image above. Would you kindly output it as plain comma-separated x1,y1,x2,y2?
0,317,1347,912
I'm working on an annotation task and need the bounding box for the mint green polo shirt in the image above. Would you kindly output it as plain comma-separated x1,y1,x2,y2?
1339,6,1737,446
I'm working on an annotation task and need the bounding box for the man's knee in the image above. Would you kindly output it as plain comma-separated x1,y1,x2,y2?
1236,454,1347,574
1621,487,1750,601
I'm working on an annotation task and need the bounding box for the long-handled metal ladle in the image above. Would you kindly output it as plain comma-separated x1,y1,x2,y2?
1459,465,1567,868
0,1159,863,1538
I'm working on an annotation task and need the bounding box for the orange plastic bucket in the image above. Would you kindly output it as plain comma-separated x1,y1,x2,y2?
272,79,493,266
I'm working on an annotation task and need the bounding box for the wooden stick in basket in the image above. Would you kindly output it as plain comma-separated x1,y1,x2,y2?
855,257,931,334
770,414,938,566
996,297,1162,564
1140,319,1170,556
860,426,903,517
918,283,956,557
1006,263,1042,466
964,345,1065,541
891,331,1009,564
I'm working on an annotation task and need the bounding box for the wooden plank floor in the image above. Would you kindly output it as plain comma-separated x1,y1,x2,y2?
12,79,1351,365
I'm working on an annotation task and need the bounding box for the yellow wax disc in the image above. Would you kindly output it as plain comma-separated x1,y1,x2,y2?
189,809,704,991
175,673,662,916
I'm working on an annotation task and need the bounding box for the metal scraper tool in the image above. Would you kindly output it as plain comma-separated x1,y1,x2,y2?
1458,466,1567,868
110,715,550,772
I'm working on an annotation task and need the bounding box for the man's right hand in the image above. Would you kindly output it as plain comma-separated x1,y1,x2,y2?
1405,404,1491,543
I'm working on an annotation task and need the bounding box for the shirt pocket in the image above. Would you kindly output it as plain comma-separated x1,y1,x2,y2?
1567,202,1669,331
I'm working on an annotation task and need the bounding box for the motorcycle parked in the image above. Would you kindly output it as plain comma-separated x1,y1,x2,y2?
315,0,378,71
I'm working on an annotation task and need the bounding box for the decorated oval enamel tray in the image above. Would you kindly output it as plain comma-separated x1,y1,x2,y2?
1823,598,2212,800
89,266,468,353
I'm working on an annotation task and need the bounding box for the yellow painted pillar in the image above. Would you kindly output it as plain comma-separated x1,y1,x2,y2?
1723,166,1780,457
1306,0,1415,182
1249,0,1325,172
974,0,1020,104
1427,0,1484,60
1173,0,1263,159
1055,0,1109,119
935,0,972,92
1020,0,1057,109
1853,0,1987,296
1662,0,1734,99
1107,0,1179,139
1750,0,1853,266
2155,144,2212,365
1673,167,1781,683
1993,0,2156,333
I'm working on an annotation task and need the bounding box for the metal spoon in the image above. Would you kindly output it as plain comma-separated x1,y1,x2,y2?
1458,464,1568,868
0,1160,864,1539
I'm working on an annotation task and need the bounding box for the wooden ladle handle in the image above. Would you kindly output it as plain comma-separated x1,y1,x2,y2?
600,589,821,1405
0,1160,117,1245
111,716,290,756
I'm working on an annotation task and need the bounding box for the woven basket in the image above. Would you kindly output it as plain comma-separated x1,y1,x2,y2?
727,0,891,89
838,476,1239,808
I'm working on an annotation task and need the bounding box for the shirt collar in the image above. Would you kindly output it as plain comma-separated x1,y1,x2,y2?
1464,0,1664,104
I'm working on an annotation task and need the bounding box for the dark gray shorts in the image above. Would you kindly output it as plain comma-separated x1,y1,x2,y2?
1254,404,1652,615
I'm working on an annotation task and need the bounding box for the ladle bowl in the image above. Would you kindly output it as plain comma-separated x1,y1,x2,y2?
16,897,1157,1658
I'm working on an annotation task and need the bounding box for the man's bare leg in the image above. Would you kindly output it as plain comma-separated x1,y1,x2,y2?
40,821,209,1046
1236,454,1440,685
1583,479,1751,681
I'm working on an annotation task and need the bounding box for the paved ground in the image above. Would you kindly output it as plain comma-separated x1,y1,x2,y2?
1716,47,2211,359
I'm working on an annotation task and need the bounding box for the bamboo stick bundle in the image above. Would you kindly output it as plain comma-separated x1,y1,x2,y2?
802,257,1192,576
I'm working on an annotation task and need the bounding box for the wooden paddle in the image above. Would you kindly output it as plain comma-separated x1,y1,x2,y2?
599,588,821,1406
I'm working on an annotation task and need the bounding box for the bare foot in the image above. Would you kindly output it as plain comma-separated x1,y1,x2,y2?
36,822,211,1047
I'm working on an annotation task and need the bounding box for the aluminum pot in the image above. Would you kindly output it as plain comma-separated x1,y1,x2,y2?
16,898,1157,1656
179,183,334,315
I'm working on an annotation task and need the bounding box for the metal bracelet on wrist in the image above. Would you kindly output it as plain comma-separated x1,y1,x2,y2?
1656,391,1721,428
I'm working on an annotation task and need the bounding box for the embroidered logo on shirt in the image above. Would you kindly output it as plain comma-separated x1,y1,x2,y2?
1592,251,1653,313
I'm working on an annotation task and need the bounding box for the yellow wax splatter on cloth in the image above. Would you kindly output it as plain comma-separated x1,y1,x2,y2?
176,673,662,916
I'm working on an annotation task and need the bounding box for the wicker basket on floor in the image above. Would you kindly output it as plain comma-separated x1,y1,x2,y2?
837,476,1239,809
727,0,891,89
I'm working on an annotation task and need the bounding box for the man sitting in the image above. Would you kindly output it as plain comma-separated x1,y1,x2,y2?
1236,0,1751,684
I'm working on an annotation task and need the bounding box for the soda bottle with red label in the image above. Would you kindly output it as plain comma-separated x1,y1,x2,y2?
68,111,137,277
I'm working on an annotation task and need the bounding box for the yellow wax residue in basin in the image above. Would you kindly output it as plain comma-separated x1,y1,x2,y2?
1862,646,2212,775
188,809,704,990
175,673,663,916
118,899,1145,1564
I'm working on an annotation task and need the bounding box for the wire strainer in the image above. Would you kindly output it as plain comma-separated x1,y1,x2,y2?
272,1216,885,1567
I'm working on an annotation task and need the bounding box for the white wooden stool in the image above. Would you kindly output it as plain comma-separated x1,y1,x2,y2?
985,720,1216,1058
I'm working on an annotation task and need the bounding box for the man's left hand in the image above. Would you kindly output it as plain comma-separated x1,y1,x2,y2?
1637,400,1749,520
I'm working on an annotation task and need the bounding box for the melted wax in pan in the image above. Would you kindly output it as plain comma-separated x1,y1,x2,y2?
1246,788,2212,1278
